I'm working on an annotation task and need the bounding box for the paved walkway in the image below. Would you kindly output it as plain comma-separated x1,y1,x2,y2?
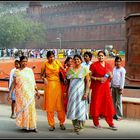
0,104,140,139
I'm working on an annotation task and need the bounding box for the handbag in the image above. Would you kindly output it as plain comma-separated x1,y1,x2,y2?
59,70,65,84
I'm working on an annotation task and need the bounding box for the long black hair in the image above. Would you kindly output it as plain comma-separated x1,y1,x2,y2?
64,56,72,65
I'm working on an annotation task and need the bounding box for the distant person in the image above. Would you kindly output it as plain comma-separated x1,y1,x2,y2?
67,49,71,56
90,51,117,130
105,49,109,57
8,60,20,119
111,56,126,121
8,56,40,132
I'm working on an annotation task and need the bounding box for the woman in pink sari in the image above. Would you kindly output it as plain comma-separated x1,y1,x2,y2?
8,56,40,132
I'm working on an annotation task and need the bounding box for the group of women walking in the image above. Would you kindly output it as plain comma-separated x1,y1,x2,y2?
7,50,125,134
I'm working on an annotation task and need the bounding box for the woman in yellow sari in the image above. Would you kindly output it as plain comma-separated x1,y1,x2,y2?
8,56,40,132
41,51,66,131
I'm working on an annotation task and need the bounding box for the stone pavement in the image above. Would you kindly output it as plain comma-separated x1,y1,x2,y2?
0,104,140,139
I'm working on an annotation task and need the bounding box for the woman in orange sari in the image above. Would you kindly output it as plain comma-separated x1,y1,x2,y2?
41,51,66,131
8,56,40,132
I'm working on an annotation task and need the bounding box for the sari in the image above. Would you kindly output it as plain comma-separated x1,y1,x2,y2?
14,67,37,130
60,66,71,113
66,66,90,120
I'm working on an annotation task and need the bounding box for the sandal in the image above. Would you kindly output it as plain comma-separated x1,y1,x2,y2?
60,124,66,130
31,129,38,133
10,114,16,119
49,126,55,131
74,127,80,132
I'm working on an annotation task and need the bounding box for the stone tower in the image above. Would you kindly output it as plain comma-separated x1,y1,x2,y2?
27,1,42,21
125,2,140,85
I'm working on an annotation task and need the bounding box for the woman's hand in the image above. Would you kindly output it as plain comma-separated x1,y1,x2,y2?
7,94,11,102
119,89,123,94
44,78,48,85
100,77,107,83
36,91,40,99
108,71,113,79
82,93,88,100
64,92,67,97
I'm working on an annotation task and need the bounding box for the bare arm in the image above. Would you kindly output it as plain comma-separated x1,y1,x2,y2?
91,75,102,81
41,62,46,78
40,62,48,85
64,79,70,97
108,71,113,80
7,78,16,101
82,73,90,100
60,65,66,72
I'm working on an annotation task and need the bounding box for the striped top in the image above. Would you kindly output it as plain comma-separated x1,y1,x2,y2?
66,65,90,120
66,65,90,79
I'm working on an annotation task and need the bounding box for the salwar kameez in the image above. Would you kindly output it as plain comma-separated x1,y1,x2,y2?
42,59,65,127
90,61,116,127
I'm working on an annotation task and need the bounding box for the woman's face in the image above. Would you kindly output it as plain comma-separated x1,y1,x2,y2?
48,54,55,63
98,52,105,62
74,56,82,66
67,59,73,67
20,59,28,68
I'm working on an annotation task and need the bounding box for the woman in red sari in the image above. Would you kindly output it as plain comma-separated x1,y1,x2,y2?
60,56,73,112
90,51,117,130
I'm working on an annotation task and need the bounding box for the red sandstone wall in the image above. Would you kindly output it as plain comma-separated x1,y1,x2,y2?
27,2,126,50
125,2,140,80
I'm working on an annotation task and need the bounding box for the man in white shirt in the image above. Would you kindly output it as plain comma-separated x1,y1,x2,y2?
81,51,93,69
81,51,93,128
81,51,93,103
9,60,20,119
111,56,126,121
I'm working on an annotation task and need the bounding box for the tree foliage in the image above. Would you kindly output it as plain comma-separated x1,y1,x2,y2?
0,2,28,16
0,13,46,48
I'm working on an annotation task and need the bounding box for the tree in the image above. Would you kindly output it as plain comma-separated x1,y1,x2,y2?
0,13,46,48
0,2,28,17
